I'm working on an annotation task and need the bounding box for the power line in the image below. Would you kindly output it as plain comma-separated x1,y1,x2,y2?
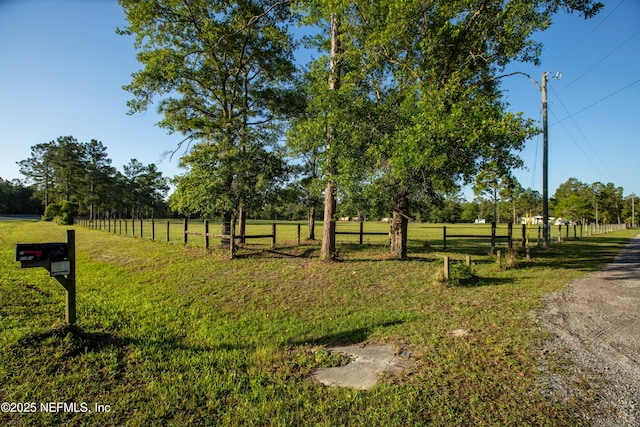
549,85,618,183
548,107,613,183
558,28,640,94
553,0,627,70
551,78,640,125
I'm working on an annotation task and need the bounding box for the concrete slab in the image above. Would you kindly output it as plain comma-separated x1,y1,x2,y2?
311,344,414,390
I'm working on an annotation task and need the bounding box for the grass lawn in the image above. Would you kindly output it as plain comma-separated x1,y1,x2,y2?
1,219,636,426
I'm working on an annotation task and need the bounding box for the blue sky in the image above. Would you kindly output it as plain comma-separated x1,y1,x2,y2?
1,0,639,201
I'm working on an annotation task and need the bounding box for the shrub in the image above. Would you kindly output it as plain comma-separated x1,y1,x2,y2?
42,203,62,221
42,201,78,225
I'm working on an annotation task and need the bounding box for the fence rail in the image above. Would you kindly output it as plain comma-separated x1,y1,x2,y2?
74,217,631,258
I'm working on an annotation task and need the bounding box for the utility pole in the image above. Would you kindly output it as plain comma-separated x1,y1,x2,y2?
633,193,635,228
542,72,549,248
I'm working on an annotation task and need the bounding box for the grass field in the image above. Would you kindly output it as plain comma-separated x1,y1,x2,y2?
1,219,637,426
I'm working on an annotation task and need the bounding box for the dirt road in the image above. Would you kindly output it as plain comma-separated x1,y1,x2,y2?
540,234,640,426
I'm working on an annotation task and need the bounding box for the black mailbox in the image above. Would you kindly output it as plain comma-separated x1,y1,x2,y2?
16,243,68,262
15,231,76,324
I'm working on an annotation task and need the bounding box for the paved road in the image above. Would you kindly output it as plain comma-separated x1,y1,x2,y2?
0,214,41,221
540,234,640,426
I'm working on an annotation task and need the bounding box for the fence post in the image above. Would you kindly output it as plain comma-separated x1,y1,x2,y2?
297,223,301,246
491,222,496,254
204,219,209,249
444,256,450,281
124,219,128,235
359,221,364,245
272,223,277,249
508,222,513,249
443,226,447,250
558,225,562,243
496,250,502,270
465,255,471,266
522,224,526,248
230,218,235,259
140,219,144,239
565,223,569,239
151,219,155,241
537,226,541,247
184,218,188,245
167,221,170,242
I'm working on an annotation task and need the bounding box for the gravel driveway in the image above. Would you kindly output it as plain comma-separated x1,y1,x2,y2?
539,234,640,426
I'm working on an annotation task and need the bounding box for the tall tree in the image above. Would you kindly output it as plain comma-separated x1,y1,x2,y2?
119,0,297,239
553,178,593,223
83,139,114,221
51,136,85,203
348,0,601,258
17,141,56,208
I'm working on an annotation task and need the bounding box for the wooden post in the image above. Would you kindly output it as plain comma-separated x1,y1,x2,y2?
465,255,471,266
496,250,502,270
443,226,447,250
359,221,364,245
167,221,170,242
521,224,526,248
297,223,301,246
272,223,277,249
184,218,188,245
491,222,496,254
444,256,450,281
124,219,128,235
565,224,569,239
204,219,209,249
140,218,144,239
508,222,513,249
151,219,155,241
230,217,235,259
558,225,562,243
54,230,76,325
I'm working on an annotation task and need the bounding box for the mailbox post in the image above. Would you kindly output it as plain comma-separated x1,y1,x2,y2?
15,230,76,324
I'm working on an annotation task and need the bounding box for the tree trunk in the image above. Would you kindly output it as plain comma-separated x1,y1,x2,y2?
221,211,232,245
239,205,246,244
390,192,409,259
308,204,316,240
321,181,336,259
321,13,340,261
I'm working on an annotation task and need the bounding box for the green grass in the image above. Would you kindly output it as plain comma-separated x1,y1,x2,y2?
1,219,637,426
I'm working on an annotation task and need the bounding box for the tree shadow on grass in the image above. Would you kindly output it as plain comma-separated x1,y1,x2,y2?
518,236,635,273
287,319,405,348
15,324,238,360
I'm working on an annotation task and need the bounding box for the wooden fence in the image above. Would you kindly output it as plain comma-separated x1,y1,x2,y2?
75,217,630,257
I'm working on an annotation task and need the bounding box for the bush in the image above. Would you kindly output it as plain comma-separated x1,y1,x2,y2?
42,203,62,221
42,201,78,225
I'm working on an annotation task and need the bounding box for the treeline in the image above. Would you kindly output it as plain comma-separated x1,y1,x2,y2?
244,177,634,226
0,178,41,214
16,135,169,223
11,136,633,229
